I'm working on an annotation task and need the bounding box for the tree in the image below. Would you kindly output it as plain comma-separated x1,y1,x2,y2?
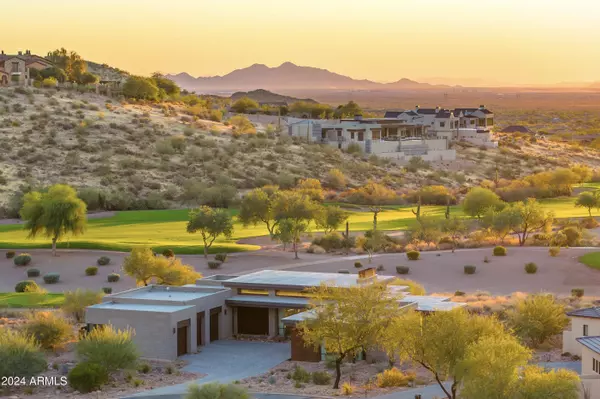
63,289,104,323
482,207,513,244
575,191,600,217
78,72,100,85
325,168,347,190
273,191,319,258
228,115,256,134
333,101,363,119
342,182,397,229
355,229,387,262
441,216,468,252
506,294,569,347
299,283,400,389
410,215,443,247
514,366,580,399
40,66,67,83
504,199,554,246
315,206,349,234
185,382,250,399
46,48,87,82
463,187,503,218
20,184,87,256
151,72,180,96
296,178,324,202
123,76,160,100
230,97,259,114
187,207,234,258
123,247,202,285
238,186,281,236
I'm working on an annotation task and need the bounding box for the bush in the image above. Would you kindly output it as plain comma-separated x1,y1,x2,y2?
507,295,569,347
27,268,40,278
138,362,151,373
208,261,222,270
14,253,32,266
406,250,420,261
5,251,15,259
376,367,415,388
291,365,311,383
85,266,99,276
455,291,466,296
102,287,113,294
185,382,250,399
215,253,228,262
524,262,538,274
15,280,39,293
0,329,47,379
76,325,138,374
341,382,354,395
572,288,585,298
307,244,326,254
43,273,60,284
312,371,331,385
67,362,109,393
312,232,344,252
354,261,363,268
338,269,350,274
97,256,111,266
63,289,104,323
493,246,507,256
162,249,175,258
107,273,120,283
549,247,560,257
396,266,410,275
21,311,73,350
42,77,58,88
464,265,476,274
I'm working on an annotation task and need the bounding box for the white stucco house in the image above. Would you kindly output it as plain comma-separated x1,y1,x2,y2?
563,307,600,357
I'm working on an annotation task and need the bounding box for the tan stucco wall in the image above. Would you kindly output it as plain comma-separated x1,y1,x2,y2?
563,316,600,356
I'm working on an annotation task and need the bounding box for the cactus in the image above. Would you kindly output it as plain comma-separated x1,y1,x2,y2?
445,197,451,219
411,196,422,221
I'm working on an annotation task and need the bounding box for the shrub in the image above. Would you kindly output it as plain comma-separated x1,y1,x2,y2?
455,291,466,296
21,311,73,350
338,269,350,274
76,325,138,374
97,256,111,266
67,362,109,393
341,382,354,395
27,268,40,278
307,244,326,254
396,266,410,275
354,261,363,268
464,265,477,275
107,273,120,283
215,253,228,262
549,247,560,257
377,264,385,271
43,273,60,284
292,365,311,383
138,362,151,374
14,253,32,266
85,266,99,276
63,289,104,322
15,280,39,293
493,246,507,256
185,382,251,399
102,287,113,294
42,77,58,88
572,288,585,298
162,249,175,258
312,232,344,251
507,295,569,347
524,262,538,274
312,371,331,385
5,251,15,259
0,329,47,379
406,250,420,261
208,261,222,270
376,367,415,388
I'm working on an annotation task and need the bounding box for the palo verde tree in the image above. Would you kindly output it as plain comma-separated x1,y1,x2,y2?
314,205,349,234
46,48,87,82
238,185,281,236
575,190,600,217
272,191,319,259
441,216,468,252
482,207,513,244
503,198,554,246
462,187,503,219
187,206,234,258
299,283,400,389
123,247,202,286
342,182,397,230
20,184,87,256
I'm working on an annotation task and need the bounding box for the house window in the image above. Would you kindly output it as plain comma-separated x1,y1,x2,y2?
439,122,446,128
478,118,486,126
358,132,364,141
372,130,380,140
584,324,589,336
487,118,494,126
350,132,355,140
239,289,269,296
470,119,475,125
337,130,342,137
594,358,600,373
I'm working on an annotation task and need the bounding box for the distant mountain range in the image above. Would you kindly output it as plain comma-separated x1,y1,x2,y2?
167,62,448,93
229,89,317,104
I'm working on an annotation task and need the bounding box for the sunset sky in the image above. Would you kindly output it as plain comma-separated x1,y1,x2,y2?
4,0,600,85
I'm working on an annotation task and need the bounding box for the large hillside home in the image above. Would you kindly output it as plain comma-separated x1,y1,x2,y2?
574,337,600,398
563,307,600,356
0,50,53,86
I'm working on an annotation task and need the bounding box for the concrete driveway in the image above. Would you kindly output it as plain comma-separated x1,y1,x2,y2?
128,340,290,398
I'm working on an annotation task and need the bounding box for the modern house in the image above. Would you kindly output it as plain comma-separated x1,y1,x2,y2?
0,50,53,86
85,269,463,361
563,307,600,356
575,337,600,398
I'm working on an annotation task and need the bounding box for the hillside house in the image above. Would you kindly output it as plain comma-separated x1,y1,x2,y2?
0,50,52,86
563,307,600,356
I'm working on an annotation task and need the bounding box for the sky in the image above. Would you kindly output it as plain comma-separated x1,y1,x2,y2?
4,0,600,85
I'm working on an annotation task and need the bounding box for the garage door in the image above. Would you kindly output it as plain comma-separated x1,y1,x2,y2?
237,306,269,335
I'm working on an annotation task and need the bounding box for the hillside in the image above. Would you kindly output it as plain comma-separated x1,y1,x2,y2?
86,60,129,82
230,89,317,104
1,86,598,218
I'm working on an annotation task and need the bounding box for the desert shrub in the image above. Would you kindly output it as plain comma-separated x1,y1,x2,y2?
5,251,15,259
162,249,175,258
572,288,585,298
138,362,151,373
561,226,583,247
0,328,47,379
63,289,104,323
455,291,466,296
42,77,58,88
208,261,222,270
376,367,415,387
307,244,326,254
185,382,250,399
102,287,113,294
21,311,73,350
215,253,228,262
338,269,350,274
464,265,477,275
507,295,569,347
43,273,60,284
377,264,385,271
524,262,538,274
354,261,363,268
312,232,344,252
14,253,32,266
67,362,109,393
85,266,99,276
580,217,599,229
76,325,138,374
292,365,311,383
341,382,354,395
549,247,560,257
15,280,39,293
493,246,507,256
406,250,420,261
396,266,410,275
27,268,40,278
97,256,111,266
107,273,120,283
312,371,331,385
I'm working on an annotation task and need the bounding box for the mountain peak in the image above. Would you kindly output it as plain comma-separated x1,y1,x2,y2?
278,62,297,68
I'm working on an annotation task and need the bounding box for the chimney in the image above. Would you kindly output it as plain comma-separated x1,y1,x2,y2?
18,51,22,56
415,105,420,111
479,104,485,110
435,106,440,113
1,50,3,55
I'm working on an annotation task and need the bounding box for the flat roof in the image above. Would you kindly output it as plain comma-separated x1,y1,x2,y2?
88,302,194,313
223,270,394,290
401,295,451,303
111,288,219,302
577,336,600,355
226,295,310,309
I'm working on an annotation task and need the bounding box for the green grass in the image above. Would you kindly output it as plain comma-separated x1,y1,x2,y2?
579,252,600,270
0,196,595,254
0,293,65,308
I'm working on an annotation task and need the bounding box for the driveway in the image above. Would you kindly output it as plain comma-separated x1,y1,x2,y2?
127,340,290,398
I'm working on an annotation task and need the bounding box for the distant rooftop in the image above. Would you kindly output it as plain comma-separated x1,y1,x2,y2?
110,286,223,302
577,336,600,354
226,295,310,309
567,307,600,319
88,302,194,313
